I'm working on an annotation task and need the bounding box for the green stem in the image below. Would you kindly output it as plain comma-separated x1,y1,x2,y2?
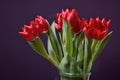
91,39,98,52
46,56,58,68
60,74,90,80
28,37,58,68
60,76,83,80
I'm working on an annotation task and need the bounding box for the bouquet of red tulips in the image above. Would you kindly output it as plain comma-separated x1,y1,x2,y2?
19,9,112,80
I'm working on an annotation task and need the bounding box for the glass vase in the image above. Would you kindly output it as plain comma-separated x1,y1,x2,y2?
59,72,91,80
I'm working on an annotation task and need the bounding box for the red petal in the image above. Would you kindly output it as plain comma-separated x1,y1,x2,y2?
55,23,62,32
19,32,34,41
107,19,111,27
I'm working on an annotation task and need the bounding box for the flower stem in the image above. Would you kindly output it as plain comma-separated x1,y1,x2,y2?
60,74,90,80
60,77,83,80
46,56,58,68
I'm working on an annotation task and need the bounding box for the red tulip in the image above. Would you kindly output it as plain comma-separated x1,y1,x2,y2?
34,16,48,33
19,25,38,41
55,13,63,32
55,9,86,34
19,16,49,41
85,17,111,40
67,9,78,23
62,9,70,21
19,32,35,41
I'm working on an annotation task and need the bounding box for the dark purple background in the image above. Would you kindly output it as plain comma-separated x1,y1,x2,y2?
0,0,120,80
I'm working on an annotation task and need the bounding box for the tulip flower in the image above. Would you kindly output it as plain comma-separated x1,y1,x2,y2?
19,25,39,41
34,16,49,33
85,17,111,40
55,9,86,34
19,16,49,41
55,13,63,32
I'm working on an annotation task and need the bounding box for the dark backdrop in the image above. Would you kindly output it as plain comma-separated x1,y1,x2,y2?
0,0,120,80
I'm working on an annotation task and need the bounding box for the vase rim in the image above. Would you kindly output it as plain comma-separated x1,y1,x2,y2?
59,72,91,78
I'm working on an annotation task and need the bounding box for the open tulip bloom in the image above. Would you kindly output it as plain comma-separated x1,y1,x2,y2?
19,9,112,80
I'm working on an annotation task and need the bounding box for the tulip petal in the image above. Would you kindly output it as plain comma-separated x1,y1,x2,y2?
19,32,34,41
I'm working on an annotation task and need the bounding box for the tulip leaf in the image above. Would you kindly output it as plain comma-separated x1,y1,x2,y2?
85,39,98,73
92,31,112,63
91,39,98,52
76,32,84,69
83,35,92,73
28,37,58,67
28,38,48,57
62,20,73,57
47,21,63,64
47,36,60,65
72,32,84,62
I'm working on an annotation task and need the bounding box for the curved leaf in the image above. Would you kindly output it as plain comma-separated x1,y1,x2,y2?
62,20,73,56
47,22,63,64
92,31,113,63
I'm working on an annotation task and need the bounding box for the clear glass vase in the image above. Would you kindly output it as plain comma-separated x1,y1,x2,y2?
58,54,91,80
59,72,91,80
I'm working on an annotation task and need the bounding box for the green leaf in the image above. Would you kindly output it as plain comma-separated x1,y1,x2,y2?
75,32,84,70
92,31,113,63
85,39,98,73
72,32,84,70
62,20,73,56
28,37,58,67
28,38,48,57
91,39,98,52
73,32,84,60
83,35,92,73
47,37,60,65
47,21,62,63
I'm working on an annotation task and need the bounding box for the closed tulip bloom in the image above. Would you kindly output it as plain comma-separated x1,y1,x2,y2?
19,16,49,41
34,16,48,33
19,32,35,41
67,9,78,23
19,25,39,41
55,9,86,34
85,17,111,40
61,9,70,21
55,13,63,32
